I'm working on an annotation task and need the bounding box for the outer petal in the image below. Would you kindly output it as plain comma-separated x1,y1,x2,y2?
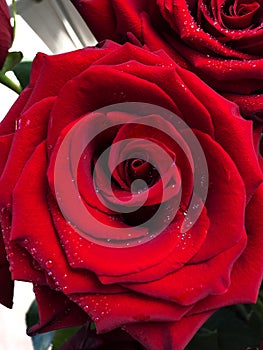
124,311,214,350
70,292,193,333
174,67,263,199
0,88,33,136
23,48,113,111
28,285,88,335
0,97,55,206
191,182,263,314
10,142,123,294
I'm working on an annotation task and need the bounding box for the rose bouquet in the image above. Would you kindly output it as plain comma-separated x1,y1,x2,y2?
0,1,263,350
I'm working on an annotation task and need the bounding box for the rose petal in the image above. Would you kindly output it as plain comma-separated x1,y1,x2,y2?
191,182,263,314
121,231,246,305
11,142,123,294
190,130,246,261
70,292,192,333
124,311,214,350
0,97,55,207
175,67,263,200
28,284,88,335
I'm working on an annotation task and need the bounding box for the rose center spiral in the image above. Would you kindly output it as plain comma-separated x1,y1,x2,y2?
222,0,262,28
125,158,159,190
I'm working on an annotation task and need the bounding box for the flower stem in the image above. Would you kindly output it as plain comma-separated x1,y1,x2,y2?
0,74,22,94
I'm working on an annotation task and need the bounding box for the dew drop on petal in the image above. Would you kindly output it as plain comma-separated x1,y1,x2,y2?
45,260,53,268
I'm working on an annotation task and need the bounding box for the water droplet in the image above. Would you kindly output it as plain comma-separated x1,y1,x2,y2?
15,119,22,130
45,260,53,268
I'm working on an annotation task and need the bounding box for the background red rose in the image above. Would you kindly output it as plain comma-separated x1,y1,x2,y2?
71,0,263,121
0,0,14,309
0,0,13,69
0,41,263,349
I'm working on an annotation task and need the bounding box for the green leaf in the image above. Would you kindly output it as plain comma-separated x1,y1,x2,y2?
0,74,22,94
218,308,260,350
26,300,39,329
13,61,32,89
187,328,220,350
251,295,263,339
51,326,81,350
187,307,262,350
89,322,96,331
0,51,23,75
0,52,23,94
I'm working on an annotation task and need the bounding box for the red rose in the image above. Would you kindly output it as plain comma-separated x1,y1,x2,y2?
0,0,13,69
71,0,263,121
0,0,14,306
0,42,263,350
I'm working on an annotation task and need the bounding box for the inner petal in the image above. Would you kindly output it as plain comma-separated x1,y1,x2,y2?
125,158,159,187
222,0,261,28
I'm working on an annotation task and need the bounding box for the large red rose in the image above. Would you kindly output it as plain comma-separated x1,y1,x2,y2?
71,0,263,121
0,0,13,69
0,41,263,350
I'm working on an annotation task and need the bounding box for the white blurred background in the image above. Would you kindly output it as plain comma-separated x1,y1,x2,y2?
0,1,96,348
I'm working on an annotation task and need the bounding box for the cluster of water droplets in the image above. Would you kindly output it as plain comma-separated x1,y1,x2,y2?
77,295,113,323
